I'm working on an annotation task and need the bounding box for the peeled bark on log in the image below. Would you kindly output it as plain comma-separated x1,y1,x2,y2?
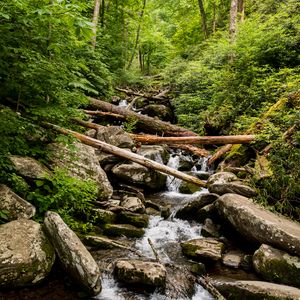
83,110,126,120
89,97,198,137
47,123,207,188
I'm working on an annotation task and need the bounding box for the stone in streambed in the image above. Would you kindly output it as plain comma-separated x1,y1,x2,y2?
0,219,55,288
104,224,145,238
117,211,149,228
222,250,245,269
207,172,238,185
114,260,166,288
197,203,217,222
0,184,36,221
209,181,257,197
201,218,221,238
178,181,200,194
121,195,145,213
84,235,130,250
91,208,116,224
44,211,101,296
216,193,300,256
253,244,300,287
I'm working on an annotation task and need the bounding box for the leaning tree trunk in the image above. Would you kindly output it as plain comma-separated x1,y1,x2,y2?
47,124,207,187
89,97,198,137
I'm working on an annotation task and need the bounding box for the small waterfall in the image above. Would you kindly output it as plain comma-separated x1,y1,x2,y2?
166,155,182,192
118,99,128,107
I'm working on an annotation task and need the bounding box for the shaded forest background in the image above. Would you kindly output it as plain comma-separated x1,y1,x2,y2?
0,0,299,227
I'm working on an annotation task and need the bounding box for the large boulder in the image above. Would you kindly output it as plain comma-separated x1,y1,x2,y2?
216,194,300,256
139,145,169,164
117,211,149,228
10,156,51,180
141,104,173,122
96,126,134,148
211,278,300,300
114,260,166,287
253,244,300,287
44,211,101,296
47,142,112,199
104,224,145,238
120,196,145,213
207,172,238,185
0,184,36,221
0,219,55,288
209,181,257,198
111,162,166,190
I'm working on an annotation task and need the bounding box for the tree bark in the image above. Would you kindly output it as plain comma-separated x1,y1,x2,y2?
197,0,208,39
115,87,168,101
91,0,101,49
47,123,207,188
89,97,198,137
229,0,238,42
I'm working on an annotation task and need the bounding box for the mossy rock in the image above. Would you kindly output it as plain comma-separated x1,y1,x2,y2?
179,182,200,194
91,208,116,224
104,224,145,238
117,211,149,228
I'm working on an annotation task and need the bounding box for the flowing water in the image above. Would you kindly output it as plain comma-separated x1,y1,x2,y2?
97,151,214,300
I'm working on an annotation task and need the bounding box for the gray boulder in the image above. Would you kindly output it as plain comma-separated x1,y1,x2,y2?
91,208,116,224
216,194,300,256
201,218,221,238
121,195,145,213
117,211,149,228
222,250,245,269
10,155,51,180
207,172,238,185
111,162,166,190
0,184,36,221
104,224,145,238
142,104,173,121
0,219,55,288
139,145,169,164
253,244,300,287
44,211,101,296
47,142,112,199
115,260,166,287
209,181,257,197
181,238,225,262
211,278,300,300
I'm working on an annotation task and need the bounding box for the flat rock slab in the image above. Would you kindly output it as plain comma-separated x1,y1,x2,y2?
0,219,55,288
117,211,149,228
0,184,36,221
91,208,116,224
253,244,300,287
216,194,300,256
104,224,145,238
211,278,300,300
44,211,101,296
222,250,245,269
209,182,257,197
181,238,225,262
115,260,166,287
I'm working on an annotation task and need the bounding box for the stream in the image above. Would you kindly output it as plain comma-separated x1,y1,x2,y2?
96,151,215,300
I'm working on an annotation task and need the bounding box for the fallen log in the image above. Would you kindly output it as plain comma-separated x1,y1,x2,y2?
115,87,169,101
89,97,197,137
83,110,126,120
47,123,207,187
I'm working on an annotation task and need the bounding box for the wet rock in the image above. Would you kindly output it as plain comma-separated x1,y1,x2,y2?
0,184,36,221
96,152,122,167
179,181,200,194
175,193,219,220
96,126,134,148
139,145,169,164
0,219,55,288
47,142,113,199
85,129,96,138
121,195,145,213
189,262,207,275
10,155,51,180
146,207,161,216
201,218,221,238
145,200,161,211
117,211,149,228
253,244,300,287
197,203,217,222
115,260,166,287
111,162,167,191
216,194,300,256
181,238,225,262
209,181,257,197
207,172,238,185
142,104,173,122
104,224,145,238
44,211,101,296
84,236,130,250
222,250,245,269
211,278,300,300
178,156,194,171
91,208,116,224
161,205,171,219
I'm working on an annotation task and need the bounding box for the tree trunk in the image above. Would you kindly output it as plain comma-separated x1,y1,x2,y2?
47,124,207,187
238,0,245,22
89,97,198,136
212,1,217,33
91,0,101,49
115,87,168,101
229,0,238,42
197,0,208,39
100,0,105,27
127,0,147,69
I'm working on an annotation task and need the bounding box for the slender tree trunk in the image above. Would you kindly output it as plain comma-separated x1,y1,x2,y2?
229,0,238,42
197,0,208,39
91,0,101,49
238,0,245,22
100,0,105,27
212,1,217,33
127,0,147,69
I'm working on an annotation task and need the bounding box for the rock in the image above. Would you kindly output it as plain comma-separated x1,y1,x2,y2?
142,104,173,122
10,155,51,180
91,208,116,224
0,219,55,288
181,238,225,262
114,260,166,287
197,203,217,222
160,205,171,219
47,142,113,199
96,152,122,167
0,184,36,221
146,207,161,216
117,211,149,228
139,145,169,164
85,129,96,138
104,224,145,238
121,196,145,213
84,236,129,250
175,193,219,220
216,194,300,256
96,126,134,148
44,211,101,296
222,250,245,269
201,218,221,238
179,181,200,194
209,181,257,197
207,172,238,185
211,278,300,300
178,156,194,171
111,162,166,190
253,244,300,287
